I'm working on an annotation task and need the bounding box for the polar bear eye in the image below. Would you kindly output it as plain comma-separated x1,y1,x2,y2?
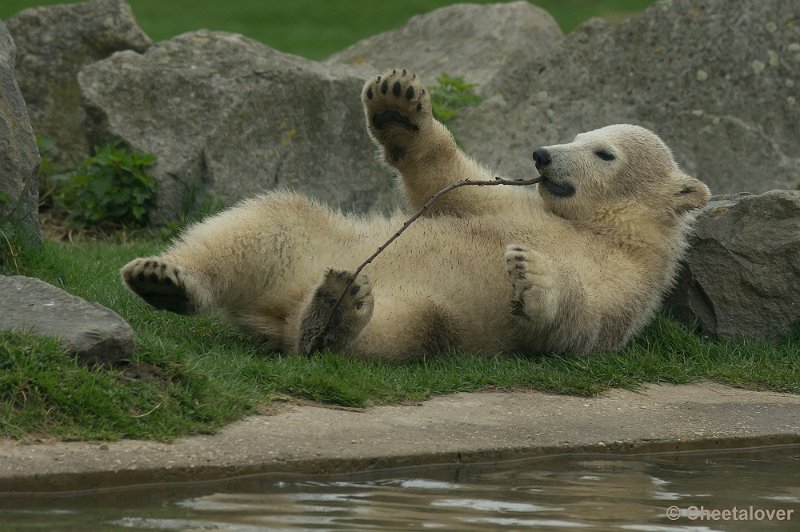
595,149,616,161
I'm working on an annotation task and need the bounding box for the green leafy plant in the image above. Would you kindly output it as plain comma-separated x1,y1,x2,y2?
429,73,482,123
56,143,157,229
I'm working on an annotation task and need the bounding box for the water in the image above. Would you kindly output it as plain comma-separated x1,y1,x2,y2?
2,445,799,531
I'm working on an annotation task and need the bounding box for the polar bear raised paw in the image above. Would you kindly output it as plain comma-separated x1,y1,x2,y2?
505,245,560,323
362,69,432,162
297,269,374,355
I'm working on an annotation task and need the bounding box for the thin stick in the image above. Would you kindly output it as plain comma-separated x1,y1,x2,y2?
320,176,544,339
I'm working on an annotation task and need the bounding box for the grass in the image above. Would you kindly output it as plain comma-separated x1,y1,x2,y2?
1,1,656,60
1,238,798,442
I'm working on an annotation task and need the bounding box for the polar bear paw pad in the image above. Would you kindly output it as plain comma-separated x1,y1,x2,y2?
298,269,374,355
362,69,431,140
122,258,192,314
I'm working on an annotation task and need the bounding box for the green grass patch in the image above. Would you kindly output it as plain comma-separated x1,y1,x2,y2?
1,239,798,442
1,1,656,60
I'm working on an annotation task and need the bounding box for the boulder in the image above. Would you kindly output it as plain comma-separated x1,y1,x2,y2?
326,1,564,96
79,30,396,224
0,21,40,247
6,0,151,165
0,275,136,365
665,191,800,340
454,0,800,192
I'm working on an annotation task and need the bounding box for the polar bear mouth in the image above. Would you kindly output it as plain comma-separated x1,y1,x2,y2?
540,176,576,198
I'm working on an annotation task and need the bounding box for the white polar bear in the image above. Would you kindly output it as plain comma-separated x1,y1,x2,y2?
121,68,710,361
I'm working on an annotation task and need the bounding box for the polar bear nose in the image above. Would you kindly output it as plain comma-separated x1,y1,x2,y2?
532,148,551,170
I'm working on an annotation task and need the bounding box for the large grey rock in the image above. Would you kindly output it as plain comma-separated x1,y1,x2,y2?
326,1,564,96
0,21,40,247
79,30,396,224
455,0,800,191
665,191,800,340
6,0,151,165
0,275,136,365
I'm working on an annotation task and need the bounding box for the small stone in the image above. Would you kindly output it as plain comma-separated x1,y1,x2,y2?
787,79,795,88
0,275,136,365
691,109,704,116
765,22,778,33
788,43,800,52
789,97,796,106
696,69,708,81
751,59,766,73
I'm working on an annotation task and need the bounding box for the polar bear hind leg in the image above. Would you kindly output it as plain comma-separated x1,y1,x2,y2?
121,257,212,315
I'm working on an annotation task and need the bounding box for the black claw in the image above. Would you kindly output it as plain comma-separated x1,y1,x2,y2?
376,75,381,82
144,261,152,268
392,81,402,97
512,246,524,252
381,79,389,94
367,87,373,99
406,86,414,100
402,68,407,76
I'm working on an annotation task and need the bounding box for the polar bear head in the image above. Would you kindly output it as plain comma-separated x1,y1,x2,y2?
532,124,710,222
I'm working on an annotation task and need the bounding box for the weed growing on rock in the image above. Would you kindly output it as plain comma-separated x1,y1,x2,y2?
429,73,481,123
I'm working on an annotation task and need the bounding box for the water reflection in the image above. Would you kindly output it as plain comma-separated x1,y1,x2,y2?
2,446,798,531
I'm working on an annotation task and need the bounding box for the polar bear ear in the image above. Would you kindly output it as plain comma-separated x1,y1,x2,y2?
670,171,711,214
670,172,711,214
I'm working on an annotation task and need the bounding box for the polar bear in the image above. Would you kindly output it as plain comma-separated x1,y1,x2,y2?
121,69,710,361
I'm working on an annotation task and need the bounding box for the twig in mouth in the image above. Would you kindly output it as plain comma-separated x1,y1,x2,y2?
319,176,544,343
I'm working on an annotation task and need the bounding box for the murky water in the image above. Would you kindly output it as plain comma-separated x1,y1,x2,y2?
2,445,799,531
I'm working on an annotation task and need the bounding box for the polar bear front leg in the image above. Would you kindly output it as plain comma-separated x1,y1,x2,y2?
361,69,497,215
505,246,562,324
505,245,600,353
297,269,374,355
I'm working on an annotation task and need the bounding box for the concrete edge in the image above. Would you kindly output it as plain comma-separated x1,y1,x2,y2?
3,434,799,495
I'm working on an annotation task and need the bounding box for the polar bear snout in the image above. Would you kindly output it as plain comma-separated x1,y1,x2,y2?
532,147,552,170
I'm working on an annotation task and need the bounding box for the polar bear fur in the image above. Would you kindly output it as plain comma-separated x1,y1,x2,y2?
121,68,710,361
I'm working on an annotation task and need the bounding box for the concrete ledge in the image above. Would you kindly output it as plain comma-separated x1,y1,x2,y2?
1,382,798,493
